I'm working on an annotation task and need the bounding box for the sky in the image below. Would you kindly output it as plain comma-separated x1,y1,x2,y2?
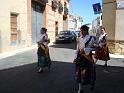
69,0,102,24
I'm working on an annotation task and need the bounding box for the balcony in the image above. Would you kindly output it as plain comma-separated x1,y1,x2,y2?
32,0,48,5
64,7,68,16
58,2,63,13
52,0,58,11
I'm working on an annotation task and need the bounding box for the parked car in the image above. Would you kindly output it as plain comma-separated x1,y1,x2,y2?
55,31,76,43
75,30,80,37
71,31,77,39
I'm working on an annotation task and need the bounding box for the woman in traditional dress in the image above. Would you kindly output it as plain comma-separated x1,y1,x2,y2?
74,25,96,93
37,27,51,73
94,27,110,68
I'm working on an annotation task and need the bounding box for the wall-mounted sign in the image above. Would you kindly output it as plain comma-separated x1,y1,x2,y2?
117,0,124,9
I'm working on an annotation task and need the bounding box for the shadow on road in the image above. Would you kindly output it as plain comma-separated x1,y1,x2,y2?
95,64,124,93
0,62,124,93
0,61,78,93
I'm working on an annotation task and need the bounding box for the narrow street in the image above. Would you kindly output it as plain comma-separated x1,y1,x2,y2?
0,42,124,93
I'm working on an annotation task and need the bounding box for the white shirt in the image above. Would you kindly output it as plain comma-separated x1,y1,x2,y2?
39,33,49,46
76,35,95,55
79,35,94,48
99,32,108,47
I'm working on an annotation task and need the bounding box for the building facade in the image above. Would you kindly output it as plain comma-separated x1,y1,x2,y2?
31,0,48,45
91,15,102,36
0,0,69,53
69,14,83,31
0,0,31,53
45,0,69,42
102,0,124,54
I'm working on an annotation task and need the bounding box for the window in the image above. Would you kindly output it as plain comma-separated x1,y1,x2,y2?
52,1,58,11
58,1,63,13
10,13,18,45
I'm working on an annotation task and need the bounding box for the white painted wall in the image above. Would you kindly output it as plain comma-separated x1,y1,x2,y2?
115,9,124,40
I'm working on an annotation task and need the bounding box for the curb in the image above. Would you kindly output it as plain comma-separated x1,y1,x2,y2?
0,42,54,59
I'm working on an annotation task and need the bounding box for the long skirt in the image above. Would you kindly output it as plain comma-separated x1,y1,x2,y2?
75,52,96,86
94,44,110,61
37,46,51,68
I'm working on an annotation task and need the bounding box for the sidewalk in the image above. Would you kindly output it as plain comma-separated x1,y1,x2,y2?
0,42,54,59
92,51,124,67
96,54,124,67
0,43,124,70
0,42,54,70
0,45,37,59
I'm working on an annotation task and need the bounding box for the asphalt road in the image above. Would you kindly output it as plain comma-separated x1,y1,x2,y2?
0,42,124,93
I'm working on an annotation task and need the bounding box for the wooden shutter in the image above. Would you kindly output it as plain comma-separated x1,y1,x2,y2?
11,14,17,44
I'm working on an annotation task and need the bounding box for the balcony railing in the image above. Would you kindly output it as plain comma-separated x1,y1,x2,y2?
64,7,68,16
52,0,58,11
32,0,48,5
58,2,63,13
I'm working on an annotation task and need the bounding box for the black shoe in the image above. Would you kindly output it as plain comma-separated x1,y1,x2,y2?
104,64,107,67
